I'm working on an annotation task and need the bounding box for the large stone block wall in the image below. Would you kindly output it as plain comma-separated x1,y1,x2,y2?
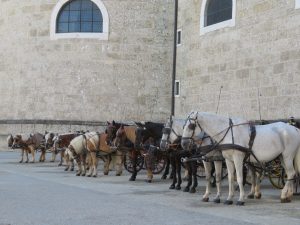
0,0,174,123
176,0,300,120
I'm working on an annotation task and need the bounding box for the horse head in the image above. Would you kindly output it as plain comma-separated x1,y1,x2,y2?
45,132,55,149
114,125,127,148
12,134,24,149
160,116,184,151
105,120,122,146
181,111,203,150
7,134,13,148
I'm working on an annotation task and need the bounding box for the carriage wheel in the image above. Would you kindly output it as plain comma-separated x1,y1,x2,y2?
123,152,144,174
268,159,286,189
151,155,167,174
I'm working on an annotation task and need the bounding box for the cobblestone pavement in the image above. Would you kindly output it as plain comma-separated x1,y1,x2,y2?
0,151,300,225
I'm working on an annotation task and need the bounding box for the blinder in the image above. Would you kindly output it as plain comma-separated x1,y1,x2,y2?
162,127,171,135
188,123,196,130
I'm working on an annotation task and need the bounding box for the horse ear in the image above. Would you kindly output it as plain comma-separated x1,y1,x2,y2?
107,121,110,125
112,120,116,126
45,131,48,134
121,125,124,129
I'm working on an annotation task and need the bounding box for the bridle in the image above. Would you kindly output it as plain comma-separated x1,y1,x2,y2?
181,112,204,142
162,118,182,147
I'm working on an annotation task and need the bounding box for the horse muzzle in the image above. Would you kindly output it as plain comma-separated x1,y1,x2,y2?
181,138,192,151
160,140,169,151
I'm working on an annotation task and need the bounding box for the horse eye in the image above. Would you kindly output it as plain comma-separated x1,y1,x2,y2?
188,123,196,130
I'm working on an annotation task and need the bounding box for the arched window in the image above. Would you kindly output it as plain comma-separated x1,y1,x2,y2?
206,0,232,26
200,0,236,35
50,0,109,40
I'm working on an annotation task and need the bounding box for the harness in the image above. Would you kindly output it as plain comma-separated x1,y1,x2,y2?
183,114,262,169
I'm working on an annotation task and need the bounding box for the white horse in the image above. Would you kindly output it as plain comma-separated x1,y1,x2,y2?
181,111,300,205
160,116,223,202
68,135,88,176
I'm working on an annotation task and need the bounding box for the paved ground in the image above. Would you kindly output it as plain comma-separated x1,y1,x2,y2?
0,151,300,225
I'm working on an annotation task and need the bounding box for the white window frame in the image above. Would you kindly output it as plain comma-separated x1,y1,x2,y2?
296,0,300,9
175,80,180,97
200,0,236,36
50,0,109,40
177,29,182,47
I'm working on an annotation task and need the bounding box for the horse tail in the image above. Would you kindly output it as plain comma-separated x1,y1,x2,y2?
294,145,300,175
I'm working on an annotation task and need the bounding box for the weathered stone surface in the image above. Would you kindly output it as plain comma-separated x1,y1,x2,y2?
175,0,300,120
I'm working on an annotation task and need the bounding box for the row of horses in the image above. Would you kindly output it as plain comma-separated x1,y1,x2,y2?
7,112,300,205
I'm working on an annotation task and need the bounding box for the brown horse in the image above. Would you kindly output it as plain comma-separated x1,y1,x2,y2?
7,134,13,148
85,131,123,177
12,133,45,163
114,125,156,182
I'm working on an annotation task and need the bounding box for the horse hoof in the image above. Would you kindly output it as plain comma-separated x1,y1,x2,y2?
169,185,175,190
30,161,34,163
70,168,74,171
50,160,54,163
281,198,291,203
116,174,121,176
104,172,109,176
87,174,91,177
236,201,245,206
145,179,152,183
58,163,62,166
202,197,209,202
214,199,221,204
247,194,254,199
183,187,189,192
76,173,80,176
129,177,136,181
93,175,97,178
19,161,23,163
255,193,262,199
224,200,233,205
189,188,196,194
64,168,68,171
169,175,174,179
81,174,86,177
175,186,181,190
25,161,29,163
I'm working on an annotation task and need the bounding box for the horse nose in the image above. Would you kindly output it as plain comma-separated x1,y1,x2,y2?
181,139,190,150
160,140,168,151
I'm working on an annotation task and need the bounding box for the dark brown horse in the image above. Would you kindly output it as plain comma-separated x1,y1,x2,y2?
52,132,79,170
113,122,165,183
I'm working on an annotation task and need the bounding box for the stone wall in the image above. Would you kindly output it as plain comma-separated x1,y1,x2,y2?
176,0,300,120
0,0,174,123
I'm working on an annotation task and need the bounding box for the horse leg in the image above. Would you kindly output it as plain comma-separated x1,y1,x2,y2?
70,159,75,171
175,156,182,190
81,154,87,176
129,151,137,181
183,161,192,192
90,152,98,177
25,149,29,163
58,151,63,166
115,152,123,176
50,150,55,162
103,155,111,175
202,161,212,201
30,146,35,163
169,153,177,189
233,153,246,205
224,158,235,205
161,156,170,179
190,161,198,193
280,156,296,203
247,165,256,199
254,170,262,199
75,157,82,176
214,161,223,203
19,149,24,163
144,153,153,183
86,152,93,177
